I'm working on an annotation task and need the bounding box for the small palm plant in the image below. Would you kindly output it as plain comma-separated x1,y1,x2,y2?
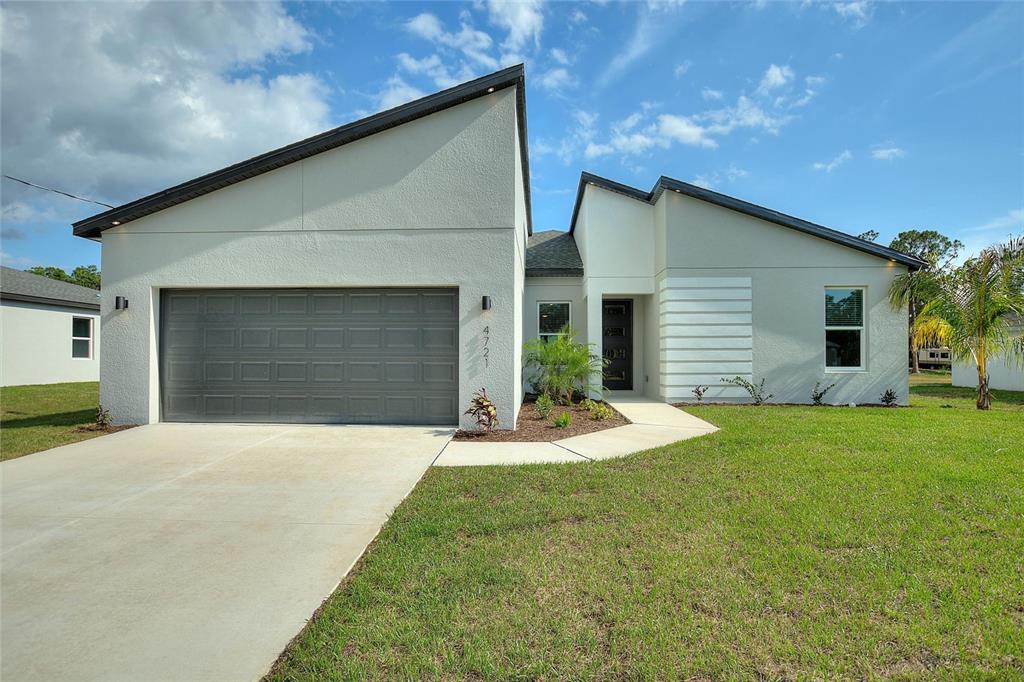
523,324,607,405
910,236,1024,410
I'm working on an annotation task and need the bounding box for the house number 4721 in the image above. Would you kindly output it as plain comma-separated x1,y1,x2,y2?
483,326,489,368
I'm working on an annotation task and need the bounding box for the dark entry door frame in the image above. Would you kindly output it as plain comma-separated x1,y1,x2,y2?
602,299,633,391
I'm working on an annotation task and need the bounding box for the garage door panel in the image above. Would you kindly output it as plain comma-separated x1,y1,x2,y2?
161,288,458,424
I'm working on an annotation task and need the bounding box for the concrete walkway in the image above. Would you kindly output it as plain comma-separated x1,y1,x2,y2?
1,423,451,682
433,398,716,467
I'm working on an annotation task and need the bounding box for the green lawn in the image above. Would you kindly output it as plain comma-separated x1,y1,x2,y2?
1,382,102,461
268,380,1024,680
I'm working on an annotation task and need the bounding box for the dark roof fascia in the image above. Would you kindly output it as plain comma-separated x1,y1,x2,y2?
525,267,584,277
74,64,532,238
0,292,101,311
569,172,925,270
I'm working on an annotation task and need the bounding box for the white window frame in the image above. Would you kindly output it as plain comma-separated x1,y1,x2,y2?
537,301,571,343
72,316,93,360
824,286,866,373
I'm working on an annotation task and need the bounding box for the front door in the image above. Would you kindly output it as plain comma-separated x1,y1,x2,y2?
602,299,633,391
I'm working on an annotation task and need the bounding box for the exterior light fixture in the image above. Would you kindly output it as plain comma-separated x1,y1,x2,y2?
487,87,495,93
115,296,129,310
481,295,492,311
112,221,121,226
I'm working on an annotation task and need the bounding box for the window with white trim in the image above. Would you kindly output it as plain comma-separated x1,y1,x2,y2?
538,302,570,343
825,287,864,370
72,317,93,359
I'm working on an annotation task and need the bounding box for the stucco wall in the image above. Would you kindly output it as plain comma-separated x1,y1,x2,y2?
952,354,1024,392
0,301,100,386
573,184,910,406
97,89,523,428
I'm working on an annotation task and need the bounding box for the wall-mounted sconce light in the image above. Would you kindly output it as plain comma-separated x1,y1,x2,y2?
115,296,129,310
481,295,492,311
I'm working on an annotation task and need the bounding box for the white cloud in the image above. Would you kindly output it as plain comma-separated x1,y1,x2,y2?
700,95,791,136
0,250,40,268
965,208,1023,233
536,67,576,92
701,88,724,101
756,64,794,95
485,0,544,54
550,47,570,65
833,1,872,27
657,115,717,148
569,9,588,24
598,2,684,87
404,12,498,70
0,2,330,209
674,60,693,78
813,150,852,173
691,164,749,190
377,75,427,110
871,146,905,161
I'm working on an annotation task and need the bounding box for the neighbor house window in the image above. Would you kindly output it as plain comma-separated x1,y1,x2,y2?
72,317,93,359
825,287,864,370
538,302,570,342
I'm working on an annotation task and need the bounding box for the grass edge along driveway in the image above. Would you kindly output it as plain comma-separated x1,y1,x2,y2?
1,382,102,461
267,379,1023,680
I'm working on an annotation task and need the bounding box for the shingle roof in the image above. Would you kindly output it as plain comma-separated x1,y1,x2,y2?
525,230,583,276
569,172,927,271
0,266,101,310
74,64,531,238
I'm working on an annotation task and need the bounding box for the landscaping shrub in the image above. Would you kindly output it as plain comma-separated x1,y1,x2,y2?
534,393,554,418
692,385,709,403
721,376,773,405
583,399,614,421
810,381,836,406
880,388,899,407
523,324,607,405
95,405,112,430
552,411,572,428
464,388,499,431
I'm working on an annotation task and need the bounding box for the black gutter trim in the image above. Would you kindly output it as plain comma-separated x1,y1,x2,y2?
525,268,584,277
568,172,926,270
1,292,101,311
74,64,532,238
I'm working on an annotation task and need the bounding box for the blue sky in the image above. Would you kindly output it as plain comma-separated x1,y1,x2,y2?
1,1,1021,272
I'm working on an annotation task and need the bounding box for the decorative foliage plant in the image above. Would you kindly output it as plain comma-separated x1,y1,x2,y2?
582,398,613,421
552,411,572,429
721,376,773,405
880,389,898,407
692,385,709,403
464,388,499,431
523,324,608,405
534,393,554,418
906,236,1023,409
810,381,836,406
95,405,112,430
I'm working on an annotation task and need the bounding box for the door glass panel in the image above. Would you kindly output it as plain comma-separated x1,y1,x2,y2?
604,327,625,337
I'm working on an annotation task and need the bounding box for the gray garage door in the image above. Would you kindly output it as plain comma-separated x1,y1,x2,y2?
160,288,459,424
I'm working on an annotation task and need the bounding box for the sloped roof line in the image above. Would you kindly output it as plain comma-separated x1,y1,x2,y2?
0,266,101,310
568,171,926,270
74,64,531,238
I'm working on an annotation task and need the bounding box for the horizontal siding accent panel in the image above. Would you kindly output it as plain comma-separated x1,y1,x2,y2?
659,276,754,396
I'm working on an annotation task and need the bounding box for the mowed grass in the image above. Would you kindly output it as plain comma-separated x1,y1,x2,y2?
269,378,1024,680
1,382,101,460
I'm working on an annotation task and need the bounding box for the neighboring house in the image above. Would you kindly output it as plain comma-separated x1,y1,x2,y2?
916,347,952,369
0,266,101,386
951,318,1023,392
71,65,923,428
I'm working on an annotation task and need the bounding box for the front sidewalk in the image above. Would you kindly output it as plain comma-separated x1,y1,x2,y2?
433,398,717,466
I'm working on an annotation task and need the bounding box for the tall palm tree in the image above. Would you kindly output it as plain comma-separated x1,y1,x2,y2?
910,236,1024,409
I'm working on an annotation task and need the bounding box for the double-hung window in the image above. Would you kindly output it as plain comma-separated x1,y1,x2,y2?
72,317,93,359
538,302,570,343
825,287,864,370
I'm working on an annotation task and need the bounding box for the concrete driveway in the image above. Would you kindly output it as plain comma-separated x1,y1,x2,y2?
1,423,451,682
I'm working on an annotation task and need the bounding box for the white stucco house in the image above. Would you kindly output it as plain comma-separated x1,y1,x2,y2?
951,317,1023,392
72,65,924,428
1,266,101,386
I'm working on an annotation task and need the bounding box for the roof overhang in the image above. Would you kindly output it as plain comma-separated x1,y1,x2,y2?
0,292,101,311
74,64,532,238
569,172,926,271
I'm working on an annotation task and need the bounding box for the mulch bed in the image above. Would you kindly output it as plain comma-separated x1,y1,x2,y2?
75,424,138,434
453,397,629,442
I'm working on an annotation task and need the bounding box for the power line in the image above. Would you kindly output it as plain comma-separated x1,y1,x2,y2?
2,174,115,209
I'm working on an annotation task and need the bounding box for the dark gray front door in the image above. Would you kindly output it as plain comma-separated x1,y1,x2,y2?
160,288,459,424
602,299,633,391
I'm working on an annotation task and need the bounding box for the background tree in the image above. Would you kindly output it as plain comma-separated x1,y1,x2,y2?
887,230,964,372
25,265,100,290
910,236,1023,409
856,229,879,242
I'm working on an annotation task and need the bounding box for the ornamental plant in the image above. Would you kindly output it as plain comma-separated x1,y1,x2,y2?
523,324,607,405
464,388,499,431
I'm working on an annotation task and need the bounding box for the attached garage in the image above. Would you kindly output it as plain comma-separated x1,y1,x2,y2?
160,288,459,424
